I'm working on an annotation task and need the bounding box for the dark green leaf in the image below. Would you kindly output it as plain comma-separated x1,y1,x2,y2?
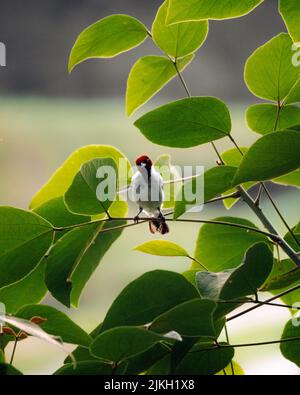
233,131,300,184
0,262,47,314
90,327,174,363
101,270,199,331
0,364,23,375
135,97,231,148
280,319,300,367
150,299,217,338
54,361,112,375
0,207,53,288
175,342,234,375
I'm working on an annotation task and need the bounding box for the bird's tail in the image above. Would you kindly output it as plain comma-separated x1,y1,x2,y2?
149,216,169,235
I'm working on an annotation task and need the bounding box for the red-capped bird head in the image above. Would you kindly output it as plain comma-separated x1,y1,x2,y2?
135,155,153,171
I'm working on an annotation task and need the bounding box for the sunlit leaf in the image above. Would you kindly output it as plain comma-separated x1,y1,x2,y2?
126,55,193,116
135,97,231,148
69,15,148,72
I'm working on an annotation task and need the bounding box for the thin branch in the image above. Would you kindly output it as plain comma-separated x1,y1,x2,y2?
227,283,300,321
10,338,18,365
262,183,300,250
224,324,235,375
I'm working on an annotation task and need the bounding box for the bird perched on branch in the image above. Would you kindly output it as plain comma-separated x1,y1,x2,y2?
130,155,169,234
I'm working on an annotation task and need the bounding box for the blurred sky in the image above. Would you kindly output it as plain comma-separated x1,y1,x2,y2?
0,0,285,101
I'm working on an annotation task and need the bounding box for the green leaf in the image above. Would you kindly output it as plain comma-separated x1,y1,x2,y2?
196,243,273,301
46,218,126,308
167,0,263,24
55,361,112,375
279,0,300,43
175,342,234,375
135,97,231,148
0,207,53,288
17,304,91,347
64,158,117,216
101,270,199,332
0,350,4,363
233,131,300,184
284,222,300,252
70,218,126,307
125,343,170,375
274,169,300,188
0,364,23,375
68,15,148,72
150,299,217,338
126,55,193,116
246,104,300,135
245,33,300,103
29,145,130,210
280,319,300,367
262,259,300,292
216,360,244,375
152,1,208,58
174,166,236,218
90,327,174,363
194,217,271,271
134,240,189,257
34,197,90,241
0,262,47,314
220,147,254,209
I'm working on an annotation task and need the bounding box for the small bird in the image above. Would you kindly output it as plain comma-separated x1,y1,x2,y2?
131,155,169,234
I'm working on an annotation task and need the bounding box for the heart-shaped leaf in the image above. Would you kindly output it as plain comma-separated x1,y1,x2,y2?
152,1,208,58
0,207,53,288
101,270,199,332
69,15,148,72
126,55,193,116
245,33,300,103
233,131,300,184
167,0,263,24
135,97,231,148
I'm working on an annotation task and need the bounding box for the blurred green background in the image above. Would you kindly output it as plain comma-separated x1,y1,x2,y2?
0,98,299,374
